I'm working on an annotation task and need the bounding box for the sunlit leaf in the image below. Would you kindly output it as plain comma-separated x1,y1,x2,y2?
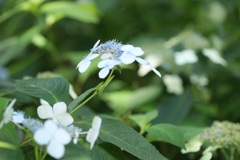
16,77,69,105
41,1,99,24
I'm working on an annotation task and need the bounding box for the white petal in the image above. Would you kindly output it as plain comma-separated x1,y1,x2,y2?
55,128,71,144
53,102,67,116
98,59,109,68
120,52,136,64
44,120,58,136
200,152,212,160
92,40,100,49
92,116,102,130
148,64,161,77
34,128,51,145
98,68,110,79
101,53,112,59
69,84,77,99
202,48,227,66
12,112,25,123
77,59,91,73
56,113,73,126
87,53,99,60
47,140,65,159
86,128,98,149
40,99,49,105
132,47,144,56
37,105,53,119
136,57,148,65
121,45,134,52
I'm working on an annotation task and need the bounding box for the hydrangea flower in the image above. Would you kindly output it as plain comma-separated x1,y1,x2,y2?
77,40,100,73
34,120,71,159
181,136,203,154
77,40,161,78
202,48,227,66
37,100,73,126
163,74,183,95
22,118,44,132
86,116,102,149
174,49,198,65
0,99,16,128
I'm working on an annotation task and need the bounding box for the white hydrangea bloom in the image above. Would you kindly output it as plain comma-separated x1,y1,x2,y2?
163,74,183,95
77,40,161,78
86,116,102,149
34,120,71,159
12,111,25,124
37,100,73,126
120,45,144,64
202,48,227,66
0,99,16,128
174,49,198,65
138,54,162,77
77,40,100,73
190,75,209,86
181,136,203,154
98,59,120,79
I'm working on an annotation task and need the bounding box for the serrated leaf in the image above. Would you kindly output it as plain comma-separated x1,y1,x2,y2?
41,1,99,24
100,118,167,160
146,124,185,148
68,87,95,112
16,77,69,105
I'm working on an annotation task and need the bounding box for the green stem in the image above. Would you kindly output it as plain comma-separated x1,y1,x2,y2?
19,136,33,147
230,148,235,160
34,143,39,160
70,69,115,114
221,148,230,160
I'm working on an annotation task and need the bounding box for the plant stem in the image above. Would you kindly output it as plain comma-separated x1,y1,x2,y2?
221,148,230,160
70,69,115,114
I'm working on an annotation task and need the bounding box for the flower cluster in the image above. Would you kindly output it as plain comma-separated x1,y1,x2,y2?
0,99,102,159
181,121,240,160
77,40,161,79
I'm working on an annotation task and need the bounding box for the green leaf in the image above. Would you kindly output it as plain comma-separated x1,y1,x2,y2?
41,1,99,24
0,27,41,66
155,89,193,124
68,87,95,111
146,124,185,148
129,110,158,133
179,126,204,141
103,85,161,114
90,143,125,160
16,77,69,105
100,118,167,160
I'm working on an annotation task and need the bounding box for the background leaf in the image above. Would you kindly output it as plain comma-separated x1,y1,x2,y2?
100,118,167,160
154,89,193,124
146,124,185,149
41,1,99,24
16,77,69,105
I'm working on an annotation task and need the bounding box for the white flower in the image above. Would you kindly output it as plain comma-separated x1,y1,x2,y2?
190,75,209,86
69,84,77,99
37,100,73,126
202,48,227,66
200,152,212,160
12,111,25,124
174,49,198,65
0,99,16,128
181,136,203,154
120,45,144,64
77,40,100,73
86,116,102,149
98,59,120,79
138,54,162,77
163,74,183,95
135,57,161,77
34,120,71,159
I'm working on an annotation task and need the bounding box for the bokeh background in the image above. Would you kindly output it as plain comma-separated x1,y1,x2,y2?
1,0,240,159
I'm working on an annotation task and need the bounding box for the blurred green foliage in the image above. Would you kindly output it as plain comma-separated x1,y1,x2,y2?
1,0,240,159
